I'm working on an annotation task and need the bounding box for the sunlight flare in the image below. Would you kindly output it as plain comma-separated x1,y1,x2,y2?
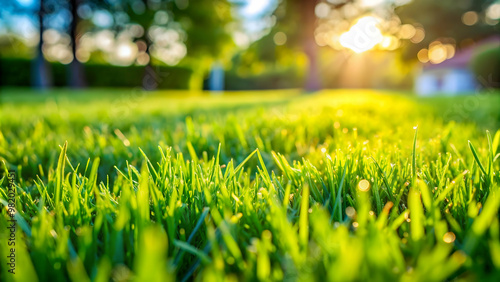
339,16,383,53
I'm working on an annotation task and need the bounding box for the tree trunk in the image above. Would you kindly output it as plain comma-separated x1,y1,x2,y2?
142,53,158,90
301,0,321,92
69,0,86,88
32,0,52,89
141,0,158,90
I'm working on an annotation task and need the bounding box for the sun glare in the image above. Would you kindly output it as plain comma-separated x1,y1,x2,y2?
339,16,383,53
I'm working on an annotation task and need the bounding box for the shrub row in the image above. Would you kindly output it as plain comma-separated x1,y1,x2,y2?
0,58,193,89
1,58,306,90
471,45,500,89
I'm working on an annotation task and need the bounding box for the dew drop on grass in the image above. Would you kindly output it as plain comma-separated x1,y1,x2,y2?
346,207,356,218
358,179,370,192
451,251,467,264
262,230,272,240
443,232,456,243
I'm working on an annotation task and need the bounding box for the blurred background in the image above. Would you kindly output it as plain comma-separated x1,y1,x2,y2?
0,0,499,94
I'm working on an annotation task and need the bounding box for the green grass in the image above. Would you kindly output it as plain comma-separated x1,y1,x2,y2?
1,88,500,281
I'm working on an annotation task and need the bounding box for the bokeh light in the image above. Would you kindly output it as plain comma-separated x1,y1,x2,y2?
273,31,287,45
315,3,331,19
462,11,478,26
428,44,446,64
417,48,429,63
486,4,500,20
398,24,416,39
136,52,150,65
41,29,73,64
426,40,456,64
410,27,425,43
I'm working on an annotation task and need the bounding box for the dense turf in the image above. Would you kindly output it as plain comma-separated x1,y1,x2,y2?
1,89,500,281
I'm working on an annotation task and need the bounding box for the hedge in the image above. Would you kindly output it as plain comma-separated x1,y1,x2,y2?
1,57,306,90
471,46,500,89
224,69,304,90
0,58,193,89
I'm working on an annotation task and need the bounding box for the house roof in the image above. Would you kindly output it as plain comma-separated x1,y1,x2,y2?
424,35,500,70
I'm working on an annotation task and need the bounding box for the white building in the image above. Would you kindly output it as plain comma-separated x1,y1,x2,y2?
415,37,500,96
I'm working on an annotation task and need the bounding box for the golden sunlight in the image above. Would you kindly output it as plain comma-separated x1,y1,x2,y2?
339,16,383,53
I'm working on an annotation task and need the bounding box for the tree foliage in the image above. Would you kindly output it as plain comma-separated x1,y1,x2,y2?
396,0,499,60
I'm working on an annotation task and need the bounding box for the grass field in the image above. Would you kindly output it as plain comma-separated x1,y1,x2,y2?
1,88,500,281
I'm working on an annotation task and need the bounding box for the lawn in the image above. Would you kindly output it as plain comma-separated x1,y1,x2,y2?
1,88,500,281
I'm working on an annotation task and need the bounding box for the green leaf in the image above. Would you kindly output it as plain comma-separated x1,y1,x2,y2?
468,140,487,175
